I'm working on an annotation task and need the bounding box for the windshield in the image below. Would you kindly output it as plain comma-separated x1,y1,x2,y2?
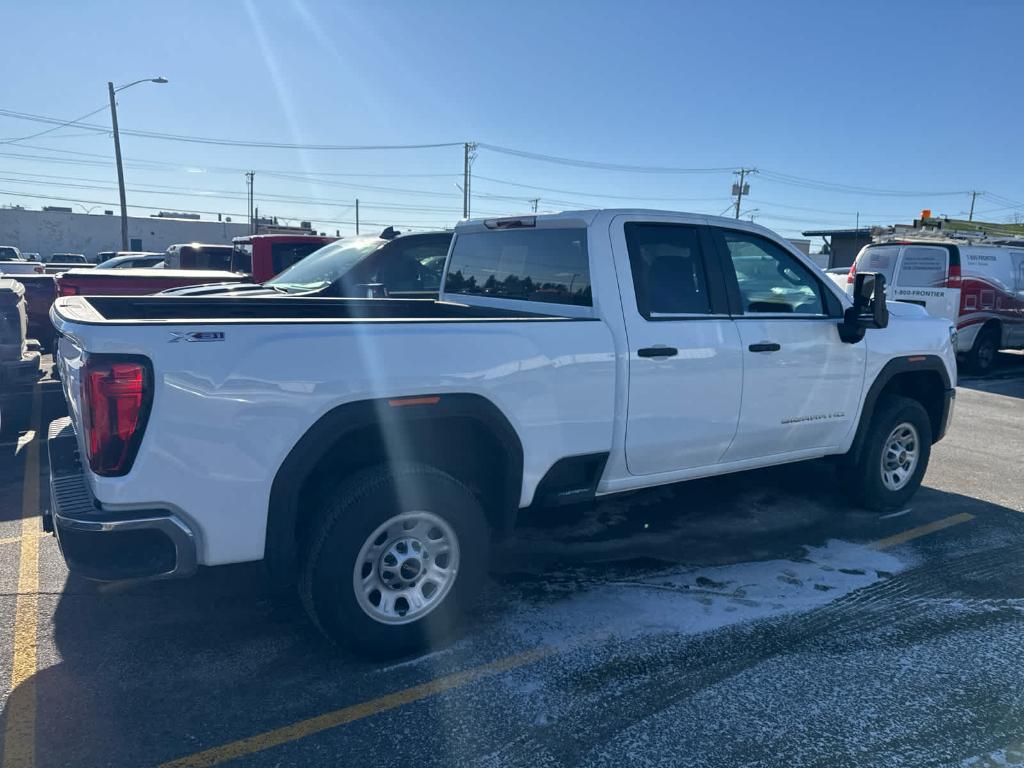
265,237,384,292
0,247,20,261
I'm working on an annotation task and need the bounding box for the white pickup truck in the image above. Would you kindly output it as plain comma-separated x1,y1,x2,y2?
48,209,957,657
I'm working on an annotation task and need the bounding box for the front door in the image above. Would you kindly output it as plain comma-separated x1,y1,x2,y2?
713,227,866,463
615,217,744,475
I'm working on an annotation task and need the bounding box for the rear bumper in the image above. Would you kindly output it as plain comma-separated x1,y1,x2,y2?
47,417,197,581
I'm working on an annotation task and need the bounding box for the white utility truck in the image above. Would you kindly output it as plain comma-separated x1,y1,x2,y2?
48,210,957,656
849,233,1024,373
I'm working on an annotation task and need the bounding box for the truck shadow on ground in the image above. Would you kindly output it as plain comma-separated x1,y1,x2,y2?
958,351,1024,398
0,463,1016,767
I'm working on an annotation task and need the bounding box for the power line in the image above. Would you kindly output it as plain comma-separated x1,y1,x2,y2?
473,174,729,202
0,104,110,145
476,143,736,174
758,169,970,197
0,109,464,151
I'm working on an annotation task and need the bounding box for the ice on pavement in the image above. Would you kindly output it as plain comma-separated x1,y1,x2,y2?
501,539,907,648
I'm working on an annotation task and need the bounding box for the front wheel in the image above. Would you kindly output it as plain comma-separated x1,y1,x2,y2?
844,395,932,512
300,463,489,658
967,325,1000,375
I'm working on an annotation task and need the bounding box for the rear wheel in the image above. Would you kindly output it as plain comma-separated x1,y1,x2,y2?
300,463,488,658
844,395,932,512
967,325,1000,375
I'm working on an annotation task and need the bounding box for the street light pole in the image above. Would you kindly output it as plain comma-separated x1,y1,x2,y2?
107,81,129,250
107,76,168,250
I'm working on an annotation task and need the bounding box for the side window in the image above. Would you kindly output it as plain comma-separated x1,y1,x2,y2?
378,237,451,292
721,230,826,315
445,228,591,306
897,247,947,287
624,223,712,317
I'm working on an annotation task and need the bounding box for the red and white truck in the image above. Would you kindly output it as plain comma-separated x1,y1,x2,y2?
849,234,1024,373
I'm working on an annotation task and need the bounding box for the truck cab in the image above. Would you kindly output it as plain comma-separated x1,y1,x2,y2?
230,234,337,282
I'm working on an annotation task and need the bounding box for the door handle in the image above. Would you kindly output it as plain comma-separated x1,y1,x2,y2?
748,342,781,353
638,346,678,358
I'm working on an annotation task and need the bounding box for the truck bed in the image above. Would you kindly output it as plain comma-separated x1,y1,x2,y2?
53,295,588,324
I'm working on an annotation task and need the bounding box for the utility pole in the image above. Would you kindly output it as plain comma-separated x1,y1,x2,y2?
108,81,129,250
856,211,860,231
355,198,360,235
245,171,255,234
462,142,477,219
968,190,978,222
530,198,539,213
732,168,755,219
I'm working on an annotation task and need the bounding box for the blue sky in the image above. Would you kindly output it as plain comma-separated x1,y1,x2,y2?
1,0,1021,239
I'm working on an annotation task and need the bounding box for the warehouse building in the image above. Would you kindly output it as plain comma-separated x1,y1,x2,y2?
0,207,250,260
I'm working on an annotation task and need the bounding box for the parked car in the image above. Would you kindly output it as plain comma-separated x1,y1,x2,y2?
0,279,42,436
55,267,249,299
848,236,1024,373
163,243,233,271
230,234,337,282
95,253,165,269
47,209,957,657
0,245,44,276
22,252,41,262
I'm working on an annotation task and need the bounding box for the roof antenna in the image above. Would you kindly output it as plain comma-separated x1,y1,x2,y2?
380,226,400,240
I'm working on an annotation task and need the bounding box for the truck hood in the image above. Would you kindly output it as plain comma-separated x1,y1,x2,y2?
885,300,930,319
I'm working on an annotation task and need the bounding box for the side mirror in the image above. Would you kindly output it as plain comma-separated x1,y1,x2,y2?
839,272,888,343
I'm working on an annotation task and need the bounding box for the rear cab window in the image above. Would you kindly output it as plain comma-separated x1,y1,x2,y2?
444,227,592,308
624,222,714,317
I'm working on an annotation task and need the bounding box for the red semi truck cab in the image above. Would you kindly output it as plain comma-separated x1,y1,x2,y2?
230,234,337,282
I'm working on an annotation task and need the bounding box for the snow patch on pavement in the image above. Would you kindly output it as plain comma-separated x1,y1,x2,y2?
501,539,906,648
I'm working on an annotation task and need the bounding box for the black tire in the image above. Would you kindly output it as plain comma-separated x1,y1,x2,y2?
844,395,932,512
299,463,489,659
967,325,1000,375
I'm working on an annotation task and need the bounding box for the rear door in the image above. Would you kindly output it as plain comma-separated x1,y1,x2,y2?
714,226,866,462
891,245,958,322
615,216,744,475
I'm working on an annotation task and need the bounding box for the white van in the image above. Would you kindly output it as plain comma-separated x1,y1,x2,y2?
849,237,1024,373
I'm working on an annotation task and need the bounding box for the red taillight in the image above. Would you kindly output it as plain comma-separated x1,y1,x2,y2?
946,263,961,287
33,265,44,274
58,283,78,296
80,358,151,476
846,261,857,285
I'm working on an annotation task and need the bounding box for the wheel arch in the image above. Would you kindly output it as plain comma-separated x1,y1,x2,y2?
849,356,953,463
264,393,523,582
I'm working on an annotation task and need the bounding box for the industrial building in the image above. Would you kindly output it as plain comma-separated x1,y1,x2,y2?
0,207,250,260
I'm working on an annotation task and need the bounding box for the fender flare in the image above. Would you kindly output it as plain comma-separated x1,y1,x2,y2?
264,393,523,581
848,355,953,461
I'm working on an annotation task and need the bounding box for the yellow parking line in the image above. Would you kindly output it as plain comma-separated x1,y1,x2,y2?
160,644,555,768
3,386,42,768
871,512,975,550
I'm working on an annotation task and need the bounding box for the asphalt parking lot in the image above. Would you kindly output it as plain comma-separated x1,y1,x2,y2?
2,353,1024,768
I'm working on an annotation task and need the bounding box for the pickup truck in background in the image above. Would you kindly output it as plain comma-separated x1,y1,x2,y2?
230,234,337,282
169,229,452,299
48,209,957,657
0,246,45,276
55,268,249,299
163,243,233,271
42,253,93,275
